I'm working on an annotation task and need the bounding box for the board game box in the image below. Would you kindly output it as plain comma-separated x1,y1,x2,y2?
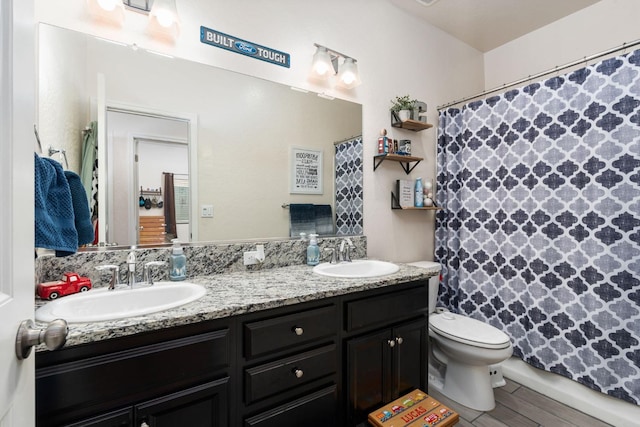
368,389,459,427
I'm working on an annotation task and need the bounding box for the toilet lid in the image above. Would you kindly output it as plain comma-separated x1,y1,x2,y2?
430,312,511,349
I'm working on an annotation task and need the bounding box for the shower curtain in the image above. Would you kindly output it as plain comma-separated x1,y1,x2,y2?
335,136,363,235
435,49,640,404
80,121,98,220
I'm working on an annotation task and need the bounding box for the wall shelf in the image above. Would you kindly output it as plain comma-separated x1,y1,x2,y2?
373,153,423,174
390,111,433,131
391,192,441,210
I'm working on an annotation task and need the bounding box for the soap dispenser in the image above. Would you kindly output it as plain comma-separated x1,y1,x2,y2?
306,234,320,266
169,239,187,281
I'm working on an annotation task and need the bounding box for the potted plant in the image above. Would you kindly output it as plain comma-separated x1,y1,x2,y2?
390,95,417,121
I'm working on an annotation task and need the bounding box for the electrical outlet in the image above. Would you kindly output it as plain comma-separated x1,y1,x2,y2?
243,251,259,265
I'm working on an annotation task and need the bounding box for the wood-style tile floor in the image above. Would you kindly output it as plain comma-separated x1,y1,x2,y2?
427,379,614,427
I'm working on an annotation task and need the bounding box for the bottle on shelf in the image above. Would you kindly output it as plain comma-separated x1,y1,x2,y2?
414,178,424,208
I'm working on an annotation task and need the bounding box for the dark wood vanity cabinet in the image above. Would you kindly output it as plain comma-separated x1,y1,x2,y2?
343,284,430,426
35,319,233,427
35,279,429,427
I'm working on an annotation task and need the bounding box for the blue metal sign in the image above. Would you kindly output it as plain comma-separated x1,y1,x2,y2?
200,26,290,68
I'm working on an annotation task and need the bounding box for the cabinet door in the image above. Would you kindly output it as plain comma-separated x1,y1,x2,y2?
346,328,393,426
135,377,229,427
392,319,428,398
63,408,132,427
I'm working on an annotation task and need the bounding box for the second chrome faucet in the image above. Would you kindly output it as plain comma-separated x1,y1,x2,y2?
96,249,166,290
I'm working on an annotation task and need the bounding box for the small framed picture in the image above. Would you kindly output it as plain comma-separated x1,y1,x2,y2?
290,146,323,194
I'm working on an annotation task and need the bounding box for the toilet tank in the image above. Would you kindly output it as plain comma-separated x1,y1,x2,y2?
408,261,441,314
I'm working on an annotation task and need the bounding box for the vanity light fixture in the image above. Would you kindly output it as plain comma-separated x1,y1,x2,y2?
311,44,361,89
89,0,180,40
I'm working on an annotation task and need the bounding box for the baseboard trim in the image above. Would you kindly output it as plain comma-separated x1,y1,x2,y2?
501,357,640,426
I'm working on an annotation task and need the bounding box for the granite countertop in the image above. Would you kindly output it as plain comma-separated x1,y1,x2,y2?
35,263,439,351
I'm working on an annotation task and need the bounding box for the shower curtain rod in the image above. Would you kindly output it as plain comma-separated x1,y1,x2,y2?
438,38,640,110
333,134,362,146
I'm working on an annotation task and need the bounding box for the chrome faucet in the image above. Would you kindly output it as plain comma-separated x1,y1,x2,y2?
339,238,355,262
143,261,166,285
126,249,137,288
95,264,121,290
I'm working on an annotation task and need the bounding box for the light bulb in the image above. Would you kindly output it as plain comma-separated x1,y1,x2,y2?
341,70,356,85
155,9,175,28
314,61,331,76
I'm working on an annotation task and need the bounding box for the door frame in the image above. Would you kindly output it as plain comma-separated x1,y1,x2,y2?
0,0,36,425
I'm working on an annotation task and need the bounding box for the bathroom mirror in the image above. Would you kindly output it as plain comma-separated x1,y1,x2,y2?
37,23,362,247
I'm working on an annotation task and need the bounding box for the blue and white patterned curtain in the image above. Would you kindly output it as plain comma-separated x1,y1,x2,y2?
435,50,640,404
335,136,363,235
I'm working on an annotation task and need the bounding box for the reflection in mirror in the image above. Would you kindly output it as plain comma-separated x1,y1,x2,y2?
38,23,363,248
105,110,190,246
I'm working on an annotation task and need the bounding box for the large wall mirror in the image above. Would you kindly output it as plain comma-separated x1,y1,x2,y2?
37,23,363,248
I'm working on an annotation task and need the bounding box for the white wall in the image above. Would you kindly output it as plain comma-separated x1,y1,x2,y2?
34,0,485,261
484,0,640,89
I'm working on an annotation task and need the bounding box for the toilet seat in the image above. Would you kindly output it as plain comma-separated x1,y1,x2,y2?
430,312,511,350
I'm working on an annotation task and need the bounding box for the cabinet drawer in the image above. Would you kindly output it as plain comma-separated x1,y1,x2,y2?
245,344,336,404
244,305,336,358
345,284,428,332
244,385,337,427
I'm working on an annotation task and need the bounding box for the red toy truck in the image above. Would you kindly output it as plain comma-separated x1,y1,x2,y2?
37,272,92,300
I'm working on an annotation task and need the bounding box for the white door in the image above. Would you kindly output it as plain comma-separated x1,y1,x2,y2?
0,0,36,425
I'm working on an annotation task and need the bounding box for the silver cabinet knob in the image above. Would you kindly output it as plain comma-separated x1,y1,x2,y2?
396,337,404,345
293,368,304,378
388,339,395,348
293,327,304,336
141,422,149,427
15,318,68,360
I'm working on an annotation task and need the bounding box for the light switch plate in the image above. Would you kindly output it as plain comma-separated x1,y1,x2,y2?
201,205,213,218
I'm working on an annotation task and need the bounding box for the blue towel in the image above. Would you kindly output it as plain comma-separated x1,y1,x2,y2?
34,153,78,254
314,204,334,235
61,170,94,253
289,204,316,237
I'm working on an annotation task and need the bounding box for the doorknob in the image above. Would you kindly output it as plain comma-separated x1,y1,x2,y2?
15,318,68,360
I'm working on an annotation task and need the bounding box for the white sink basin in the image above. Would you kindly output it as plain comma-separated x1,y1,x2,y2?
312,260,399,278
35,281,206,323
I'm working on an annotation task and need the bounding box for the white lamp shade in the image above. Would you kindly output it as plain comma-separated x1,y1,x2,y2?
148,0,180,38
88,0,125,26
337,58,361,89
311,46,334,78
151,0,178,27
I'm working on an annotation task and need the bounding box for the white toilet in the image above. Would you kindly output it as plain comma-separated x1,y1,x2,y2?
409,261,513,411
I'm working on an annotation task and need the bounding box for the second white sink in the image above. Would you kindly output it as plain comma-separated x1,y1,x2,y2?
313,260,399,278
35,281,206,323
